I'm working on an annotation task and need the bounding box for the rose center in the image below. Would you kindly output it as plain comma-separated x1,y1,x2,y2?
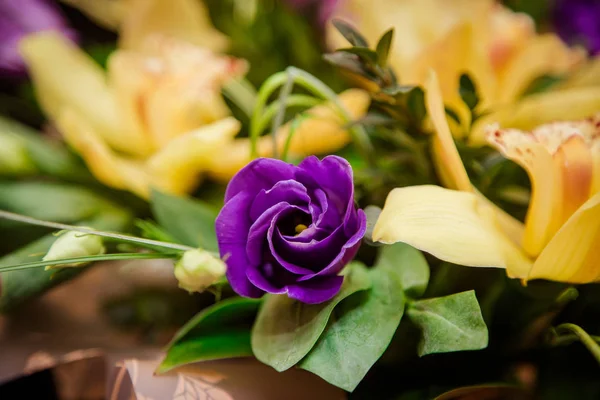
278,211,312,236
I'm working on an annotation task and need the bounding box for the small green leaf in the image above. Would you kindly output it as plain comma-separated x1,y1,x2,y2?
407,87,426,123
323,52,372,77
151,190,219,251
375,29,394,68
337,47,378,65
332,19,369,47
407,290,488,356
444,106,461,125
158,297,261,373
251,263,371,372
459,73,479,110
299,261,406,392
381,84,417,97
376,243,429,298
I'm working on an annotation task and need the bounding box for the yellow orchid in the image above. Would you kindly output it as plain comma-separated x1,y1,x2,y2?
59,0,229,52
373,72,600,284
20,32,247,198
329,0,596,140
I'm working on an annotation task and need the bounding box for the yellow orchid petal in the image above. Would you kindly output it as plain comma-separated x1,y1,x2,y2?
529,192,600,283
119,0,228,52
373,185,507,268
425,71,472,192
57,109,149,197
469,86,600,146
559,56,600,89
206,89,371,182
487,118,600,258
147,118,241,195
497,34,585,103
19,32,149,157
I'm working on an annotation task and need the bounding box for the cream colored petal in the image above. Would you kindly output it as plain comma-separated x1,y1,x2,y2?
486,125,557,257
469,87,600,146
425,71,472,192
497,34,585,103
57,109,149,198
529,192,600,283
19,32,151,157
119,0,228,52
373,185,508,268
206,89,371,182
147,118,241,195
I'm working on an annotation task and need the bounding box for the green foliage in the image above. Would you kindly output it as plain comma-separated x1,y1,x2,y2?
158,297,262,373
375,242,429,298
299,260,406,391
251,263,371,372
407,291,488,356
150,190,219,251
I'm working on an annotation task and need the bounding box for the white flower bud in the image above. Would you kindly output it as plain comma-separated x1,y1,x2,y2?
43,229,105,270
174,249,226,293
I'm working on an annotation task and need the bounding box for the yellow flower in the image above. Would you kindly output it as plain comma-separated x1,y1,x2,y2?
21,32,247,198
59,0,229,52
329,0,593,139
373,72,600,284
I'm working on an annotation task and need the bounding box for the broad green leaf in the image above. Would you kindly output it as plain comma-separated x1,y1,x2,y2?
376,242,429,298
407,290,488,356
434,384,532,400
251,263,371,372
159,331,253,374
299,261,406,392
0,116,89,181
158,297,261,373
375,29,394,68
151,190,219,251
332,19,369,47
0,182,118,224
0,207,132,312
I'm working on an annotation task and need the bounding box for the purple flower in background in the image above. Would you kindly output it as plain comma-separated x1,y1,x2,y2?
216,156,367,304
0,0,77,77
554,0,600,55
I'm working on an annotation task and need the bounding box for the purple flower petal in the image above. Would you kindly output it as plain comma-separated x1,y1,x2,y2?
286,275,344,304
215,192,263,298
224,158,296,202
250,180,310,220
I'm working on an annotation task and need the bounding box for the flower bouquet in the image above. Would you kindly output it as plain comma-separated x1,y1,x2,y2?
1,0,600,398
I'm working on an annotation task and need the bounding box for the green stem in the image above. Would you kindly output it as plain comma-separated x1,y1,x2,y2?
222,78,257,118
270,72,295,159
250,72,288,157
0,210,194,253
0,252,179,272
281,114,309,162
554,323,600,364
257,95,321,135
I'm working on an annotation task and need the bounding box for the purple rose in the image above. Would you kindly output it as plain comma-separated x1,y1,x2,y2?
0,0,77,77
553,0,600,55
215,155,367,304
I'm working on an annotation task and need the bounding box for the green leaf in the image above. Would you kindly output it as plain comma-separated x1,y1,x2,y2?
323,52,373,78
299,261,406,392
407,290,488,356
0,117,89,181
158,297,261,373
375,29,394,68
151,190,219,251
407,87,426,123
251,263,371,372
376,243,429,298
459,73,479,110
332,19,369,47
0,182,118,224
337,47,378,65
